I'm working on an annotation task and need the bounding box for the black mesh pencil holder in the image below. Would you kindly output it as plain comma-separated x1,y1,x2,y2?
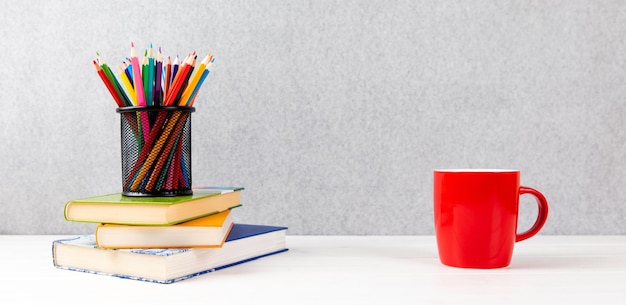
117,106,195,197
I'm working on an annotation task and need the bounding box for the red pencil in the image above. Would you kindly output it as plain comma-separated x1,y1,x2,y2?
164,56,171,97
93,60,124,107
173,54,197,104
163,53,195,106
163,54,186,105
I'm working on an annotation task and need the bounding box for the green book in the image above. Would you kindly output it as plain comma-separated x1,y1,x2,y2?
64,187,243,226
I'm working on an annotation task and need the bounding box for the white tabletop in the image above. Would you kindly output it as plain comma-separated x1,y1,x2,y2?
1,235,625,304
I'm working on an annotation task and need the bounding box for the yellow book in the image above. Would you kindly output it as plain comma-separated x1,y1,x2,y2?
95,210,234,249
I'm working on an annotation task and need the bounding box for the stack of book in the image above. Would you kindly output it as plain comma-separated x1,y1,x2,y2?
53,187,288,284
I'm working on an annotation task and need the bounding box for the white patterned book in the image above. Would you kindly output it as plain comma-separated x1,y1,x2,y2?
52,223,288,284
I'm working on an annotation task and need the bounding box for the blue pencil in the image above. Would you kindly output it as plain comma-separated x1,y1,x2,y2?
124,59,134,86
186,58,214,106
171,55,179,86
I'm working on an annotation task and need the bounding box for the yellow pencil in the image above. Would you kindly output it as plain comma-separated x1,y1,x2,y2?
118,65,137,106
188,58,214,107
178,53,211,106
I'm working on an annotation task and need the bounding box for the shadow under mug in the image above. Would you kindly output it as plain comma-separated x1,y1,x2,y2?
433,169,549,269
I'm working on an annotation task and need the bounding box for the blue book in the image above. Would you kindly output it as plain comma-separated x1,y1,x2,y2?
52,224,288,284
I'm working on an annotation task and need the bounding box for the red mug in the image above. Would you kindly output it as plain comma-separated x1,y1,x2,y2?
433,169,549,268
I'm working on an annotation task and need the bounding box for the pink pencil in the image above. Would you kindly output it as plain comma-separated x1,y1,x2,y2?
130,43,147,107
130,42,150,141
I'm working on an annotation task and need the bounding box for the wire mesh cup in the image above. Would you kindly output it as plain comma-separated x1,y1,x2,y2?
117,106,195,196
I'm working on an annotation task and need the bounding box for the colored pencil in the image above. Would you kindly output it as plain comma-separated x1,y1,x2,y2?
141,53,149,106
130,43,147,107
97,53,131,106
164,56,171,97
130,43,150,142
164,53,195,106
117,65,137,106
95,45,214,109
187,58,214,107
93,60,124,107
163,54,187,105
173,54,196,105
144,115,187,192
179,53,211,106
146,45,155,106
123,59,133,86
128,111,184,191
170,55,180,90
154,47,163,106
122,111,169,189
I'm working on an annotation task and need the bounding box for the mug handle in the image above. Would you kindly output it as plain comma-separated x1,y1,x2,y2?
515,186,549,242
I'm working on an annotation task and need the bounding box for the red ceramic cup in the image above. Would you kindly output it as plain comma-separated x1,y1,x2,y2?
433,169,549,268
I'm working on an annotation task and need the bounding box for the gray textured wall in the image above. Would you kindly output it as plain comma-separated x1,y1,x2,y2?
1,0,625,235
